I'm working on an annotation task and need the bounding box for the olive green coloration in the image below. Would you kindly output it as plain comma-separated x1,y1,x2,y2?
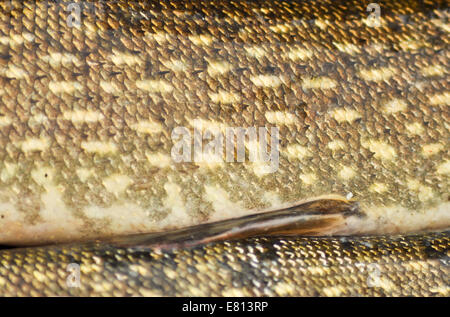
0,0,448,297
0,231,448,296
0,0,448,244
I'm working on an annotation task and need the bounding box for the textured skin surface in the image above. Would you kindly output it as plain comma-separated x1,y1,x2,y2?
0,231,448,296
0,0,449,245
0,0,449,297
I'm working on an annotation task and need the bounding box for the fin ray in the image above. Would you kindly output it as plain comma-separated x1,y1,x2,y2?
108,198,362,251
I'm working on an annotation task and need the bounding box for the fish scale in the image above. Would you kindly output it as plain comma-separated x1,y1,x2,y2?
0,231,448,296
0,0,448,296
0,0,448,245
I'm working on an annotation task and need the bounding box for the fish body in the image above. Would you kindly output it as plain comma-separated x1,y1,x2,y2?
0,0,448,244
0,0,448,296
0,231,448,296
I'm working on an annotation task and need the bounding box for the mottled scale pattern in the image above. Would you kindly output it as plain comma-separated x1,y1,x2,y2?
0,231,448,296
0,0,449,244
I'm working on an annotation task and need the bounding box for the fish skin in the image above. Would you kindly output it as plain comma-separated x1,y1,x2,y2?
0,0,448,298
0,231,448,296
0,0,448,244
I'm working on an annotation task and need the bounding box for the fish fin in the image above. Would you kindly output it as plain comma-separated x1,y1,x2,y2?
108,197,362,251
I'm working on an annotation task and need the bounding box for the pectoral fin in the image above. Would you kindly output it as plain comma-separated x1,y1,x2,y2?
108,197,362,251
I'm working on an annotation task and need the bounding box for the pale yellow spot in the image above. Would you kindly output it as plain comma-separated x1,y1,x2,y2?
406,122,424,136
0,33,34,45
159,181,194,229
250,75,282,88
41,53,80,67
146,152,171,169
345,202,450,235
162,267,177,280
83,202,151,233
421,65,445,77
265,111,297,125
81,141,117,155
0,116,12,127
3,65,28,79
249,160,274,177
132,121,163,134
63,110,104,123
422,143,444,157
31,167,83,227
284,144,311,160
76,168,94,182
0,37,11,45
273,282,296,296
209,90,241,104
302,77,336,89
308,264,332,275
136,79,173,94
429,92,450,105
359,67,394,82
300,173,317,185
315,19,329,30
328,140,346,151
33,271,47,283
287,47,313,60
269,24,293,33
322,286,344,297
245,46,266,58
362,140,396,161
11,34,26,44
204,184,244,219
161,59,188,72
437,160,450,175
333,42,361,55
431,19,450,33
399,40,425,51
362,17,385,28
331,108,362,123
148,31,171,44
414,81,427,92
0,162,18,182
29,114,48,125
262,191,282,207
338,166,356,180
0,276,6,287
407,179,434,202
100,81,119,94
103,174,133,197
207,61,232,76
383,99,407,114
366,43,389,55
21,137,49,152
49,81,83,94
429,286,450,296
188,34,214,46
23,32,36,42
368,275,395,291
369,182,388,194
162,182,186,216
109,51,142,66
129,264,149,277
83,21,98,34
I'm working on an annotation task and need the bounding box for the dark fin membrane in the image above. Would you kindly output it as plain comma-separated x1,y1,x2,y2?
108,198,362,251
